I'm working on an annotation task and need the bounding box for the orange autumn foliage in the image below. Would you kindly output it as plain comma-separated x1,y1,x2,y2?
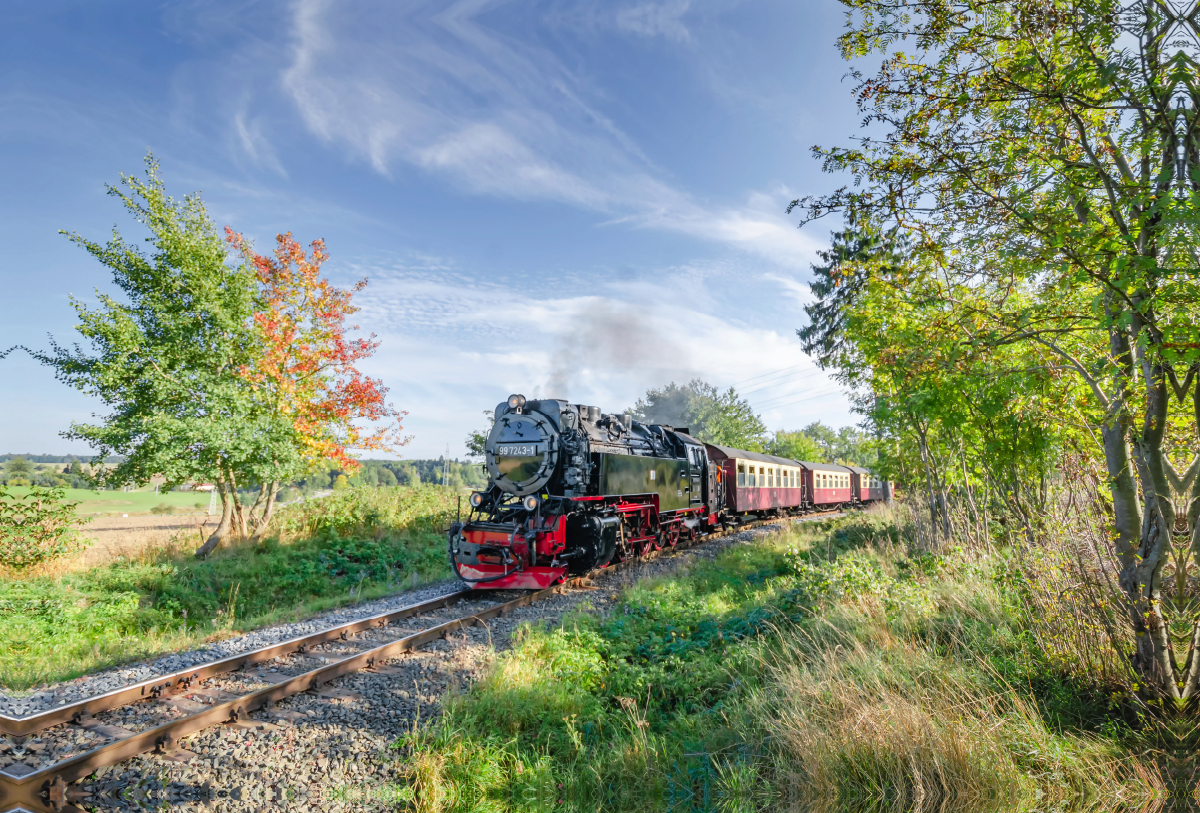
226,229,408,472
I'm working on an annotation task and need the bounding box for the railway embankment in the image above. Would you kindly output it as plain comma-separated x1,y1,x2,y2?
1,486,459,695
5,506,1166,812
45,515,786,811
402,508,1163,812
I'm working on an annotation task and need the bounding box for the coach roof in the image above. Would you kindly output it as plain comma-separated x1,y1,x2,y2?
797,461,855,474
705,444,812,468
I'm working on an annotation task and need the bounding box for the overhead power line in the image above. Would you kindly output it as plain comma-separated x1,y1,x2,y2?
739,367,828,398
730,362,809,388
755,387,848,411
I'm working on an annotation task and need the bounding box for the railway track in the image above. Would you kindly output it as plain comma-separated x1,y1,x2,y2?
0,511,840,813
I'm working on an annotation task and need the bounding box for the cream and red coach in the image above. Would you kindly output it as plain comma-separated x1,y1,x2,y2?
704,445,807,514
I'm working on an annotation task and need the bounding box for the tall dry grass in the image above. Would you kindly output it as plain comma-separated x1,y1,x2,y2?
745,500,1164,812
762,625,1163,812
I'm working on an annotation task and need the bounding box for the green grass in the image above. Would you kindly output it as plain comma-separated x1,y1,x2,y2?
3,486,214,517
0,485,462,692
395,511,1163,812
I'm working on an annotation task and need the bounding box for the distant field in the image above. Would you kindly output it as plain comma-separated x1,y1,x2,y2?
2,486,211,517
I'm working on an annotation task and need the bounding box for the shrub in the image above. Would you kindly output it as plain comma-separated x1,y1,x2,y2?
150,502,174,515
0,486,90,572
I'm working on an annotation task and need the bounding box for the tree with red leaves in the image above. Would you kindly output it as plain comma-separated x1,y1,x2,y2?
193,230,408,554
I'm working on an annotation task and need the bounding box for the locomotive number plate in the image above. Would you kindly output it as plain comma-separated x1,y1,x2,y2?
496,443,541,456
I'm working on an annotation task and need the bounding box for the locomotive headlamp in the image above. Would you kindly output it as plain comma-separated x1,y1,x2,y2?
523,495,539,512
469,492,484,508
507,394,527,410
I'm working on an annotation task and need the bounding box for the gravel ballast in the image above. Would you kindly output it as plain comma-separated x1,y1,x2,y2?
64,518,825,812
1,580,471,717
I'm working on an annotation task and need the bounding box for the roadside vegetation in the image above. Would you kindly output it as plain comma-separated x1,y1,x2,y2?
397,508,1164,812
0,485,460,692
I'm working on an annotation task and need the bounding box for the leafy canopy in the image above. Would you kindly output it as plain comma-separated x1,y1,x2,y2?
630,379,767,450
34,155,267,492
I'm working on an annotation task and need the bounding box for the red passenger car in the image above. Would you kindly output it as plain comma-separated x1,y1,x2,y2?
802,462,854,508
705,445,806,514
848,465,887,503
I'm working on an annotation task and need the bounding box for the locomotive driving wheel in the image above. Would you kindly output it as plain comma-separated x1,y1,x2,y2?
638,511,658,557
663,523,681,548
651,526,666,551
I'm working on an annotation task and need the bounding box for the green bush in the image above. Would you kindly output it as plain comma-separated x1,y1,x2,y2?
0,486,90,572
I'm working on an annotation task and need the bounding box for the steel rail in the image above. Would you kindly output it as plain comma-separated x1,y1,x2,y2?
0,589,479,737
2,511,841,813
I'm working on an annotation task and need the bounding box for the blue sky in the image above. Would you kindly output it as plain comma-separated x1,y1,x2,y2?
1,0,864,460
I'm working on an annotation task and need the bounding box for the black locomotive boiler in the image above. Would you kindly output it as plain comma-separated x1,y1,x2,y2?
449,394,889,589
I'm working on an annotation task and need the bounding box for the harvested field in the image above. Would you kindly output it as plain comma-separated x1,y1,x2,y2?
74,515,218,569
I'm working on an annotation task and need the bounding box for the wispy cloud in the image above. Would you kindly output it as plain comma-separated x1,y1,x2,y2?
278,0,813,267
615,0,694,43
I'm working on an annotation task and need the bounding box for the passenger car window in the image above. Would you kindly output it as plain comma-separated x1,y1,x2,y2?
737,463,745,487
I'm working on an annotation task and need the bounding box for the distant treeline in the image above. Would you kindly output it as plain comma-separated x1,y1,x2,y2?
1,455,486,495
279,458,486,501
0,454,122,464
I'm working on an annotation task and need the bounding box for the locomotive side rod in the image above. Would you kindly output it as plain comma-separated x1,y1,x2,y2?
3,511,841,813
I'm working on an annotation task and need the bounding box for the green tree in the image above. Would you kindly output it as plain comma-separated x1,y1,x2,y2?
767,430,823,462
30,156,290,555
631,379,767,450
4,457,32,479
465,410,493,458
800,0,1200,696
800,423,838,460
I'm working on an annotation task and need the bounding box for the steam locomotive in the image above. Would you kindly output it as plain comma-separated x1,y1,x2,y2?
448,394,889,589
